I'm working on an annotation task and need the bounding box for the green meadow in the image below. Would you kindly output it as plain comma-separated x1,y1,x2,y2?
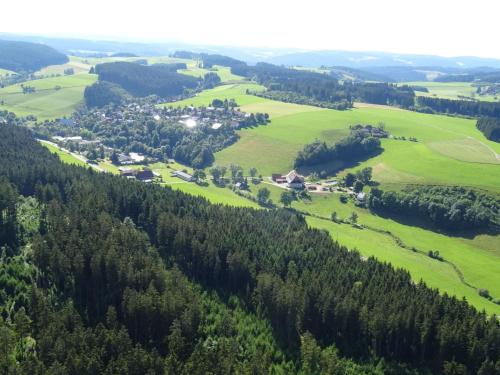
162,83,267,108
212,97,500,194
178,65,245,83
0,73,97,119
41,142,88,167
402,81,500,102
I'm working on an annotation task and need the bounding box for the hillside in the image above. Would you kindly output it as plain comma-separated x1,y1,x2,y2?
94,61,200,97
168,83,500,315
0,73,97,119
0,39,68,72
1,122,499,373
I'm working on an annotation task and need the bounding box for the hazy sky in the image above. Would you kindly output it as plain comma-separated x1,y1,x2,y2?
2,0,500,58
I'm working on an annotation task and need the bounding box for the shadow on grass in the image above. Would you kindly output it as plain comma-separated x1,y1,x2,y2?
296,148,384,177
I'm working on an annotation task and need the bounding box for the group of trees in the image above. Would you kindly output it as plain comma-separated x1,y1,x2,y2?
367,186,500,230
1,123,499,373
295,129,382,168
83,80,129,107
416,96,500,118
232,62,416,108
477,117,500,142
85,62,226,107
0,39,68,73
343,167,373,193
253,90,352,110
93,61,200,98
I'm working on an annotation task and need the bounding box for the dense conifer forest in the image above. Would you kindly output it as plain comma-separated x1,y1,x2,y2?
231,62,416,108
93,61,200,98
1,120,499,374
0,39,68,72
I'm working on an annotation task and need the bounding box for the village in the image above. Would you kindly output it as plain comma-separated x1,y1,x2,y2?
45,97,269,171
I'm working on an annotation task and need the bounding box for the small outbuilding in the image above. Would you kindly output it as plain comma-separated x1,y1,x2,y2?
171,170,194,182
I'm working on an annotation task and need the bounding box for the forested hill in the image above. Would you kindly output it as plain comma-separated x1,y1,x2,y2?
1,122,499,373
233,62,416,108
94,61,200,97
0,39,68,72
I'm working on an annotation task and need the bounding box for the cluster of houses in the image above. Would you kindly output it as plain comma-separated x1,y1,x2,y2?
67,101,257,135
166,104,255,130
116,152,146,165
52,135,101,147
118,167,157,182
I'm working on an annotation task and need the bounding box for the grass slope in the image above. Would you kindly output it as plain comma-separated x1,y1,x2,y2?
41,142,88,167
178,65,244,83
0,73,97,119
164,83,267,108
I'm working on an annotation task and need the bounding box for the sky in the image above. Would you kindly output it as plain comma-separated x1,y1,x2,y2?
2,0,500,58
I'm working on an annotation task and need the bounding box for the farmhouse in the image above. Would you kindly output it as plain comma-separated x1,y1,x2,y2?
119,167,154,182
285,170,305,189
356,192,366,203
171,170,194,182
135,168,154,181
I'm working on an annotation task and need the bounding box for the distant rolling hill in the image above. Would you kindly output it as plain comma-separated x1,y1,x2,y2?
267,50,500,69
0,39,68,73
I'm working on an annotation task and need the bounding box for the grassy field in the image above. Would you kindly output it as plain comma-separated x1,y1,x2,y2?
162,83,267,108
179,65,244,83
35,56,94,76
0,73,97,119
402,81,499,102
213,102,500,193
41,142,88,167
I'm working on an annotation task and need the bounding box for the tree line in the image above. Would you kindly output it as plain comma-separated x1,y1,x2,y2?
232,62,416,108
477,117,500,142
367,186,500,230
416,96,500,118
295,127,382,167
0,39,68,73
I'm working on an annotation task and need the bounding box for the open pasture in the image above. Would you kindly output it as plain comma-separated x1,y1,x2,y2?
212,98,500,193
0,73,97,119
162,83,266,108
402,81,499,102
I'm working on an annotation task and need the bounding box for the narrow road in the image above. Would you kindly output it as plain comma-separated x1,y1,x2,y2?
38,139,104,172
